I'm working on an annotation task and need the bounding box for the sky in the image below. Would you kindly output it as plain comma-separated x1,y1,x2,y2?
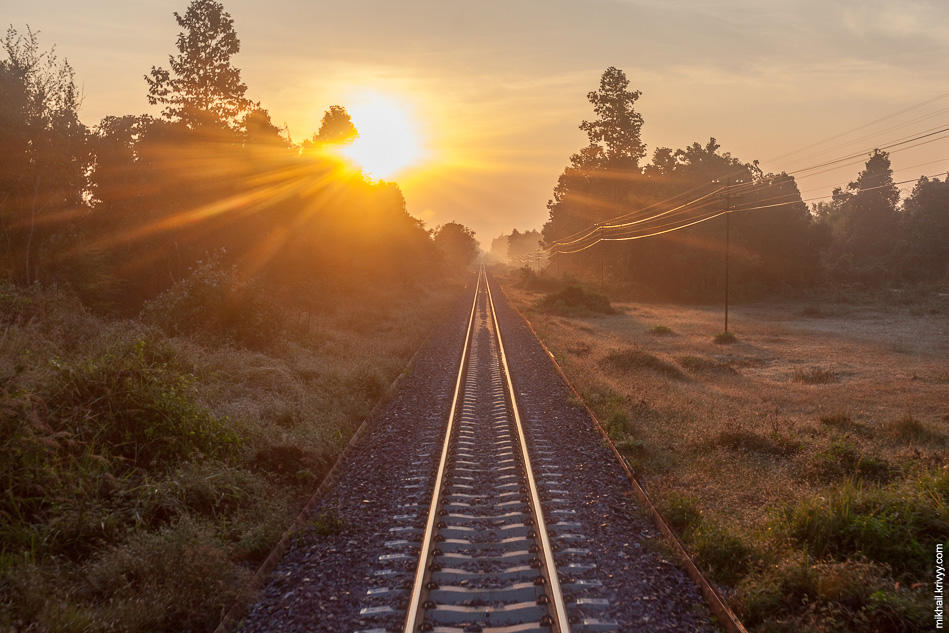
5,0,949,245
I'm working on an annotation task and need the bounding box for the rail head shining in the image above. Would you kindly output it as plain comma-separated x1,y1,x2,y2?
402,270,483,633
484,269,571,633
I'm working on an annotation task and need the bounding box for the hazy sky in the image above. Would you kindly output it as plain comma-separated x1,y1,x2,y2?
6,0,949,244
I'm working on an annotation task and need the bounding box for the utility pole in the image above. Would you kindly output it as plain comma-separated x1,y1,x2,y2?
724,179,730,334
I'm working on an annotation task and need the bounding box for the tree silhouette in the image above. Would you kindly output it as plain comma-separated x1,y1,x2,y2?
0,26,89,285
145,0,251,129
830,150,900,271
315,105,357,145
434,222,478,270
580,66,646,169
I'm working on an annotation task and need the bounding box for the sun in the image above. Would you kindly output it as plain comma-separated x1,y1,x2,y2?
339,92,426,180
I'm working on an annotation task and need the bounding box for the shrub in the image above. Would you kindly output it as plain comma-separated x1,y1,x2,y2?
780,478,945,577
599,348,685,380
47,339,239,469
534,286,614,316
311,509,347,537
712,429,784,455
736,557,929,631
649,325,673,335
792,367,839,384
881,415,943,444
713,331,737,344
805,440,895,484
659,493,702,536
677,355,738,375
820,412,855,430
692,522,754,585
141,257,282,350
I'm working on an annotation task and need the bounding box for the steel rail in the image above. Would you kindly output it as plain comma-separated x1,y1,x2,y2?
484,269,571,633
402,271,483,633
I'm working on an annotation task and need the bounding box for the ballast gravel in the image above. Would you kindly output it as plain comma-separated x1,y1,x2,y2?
238,275,717,633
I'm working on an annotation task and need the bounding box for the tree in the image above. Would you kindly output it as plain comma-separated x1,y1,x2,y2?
314,105,357,145
827,150,900,277
145,0,251,129
0,26,89,285
434,222,478,270
579,66,646,169
901,175,949,280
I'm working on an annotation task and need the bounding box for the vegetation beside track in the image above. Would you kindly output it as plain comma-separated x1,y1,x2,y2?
0,277,461,632
503,271,947,633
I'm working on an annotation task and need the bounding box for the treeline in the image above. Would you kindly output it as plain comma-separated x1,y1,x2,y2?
0,2,477,319
542,67,949,301
489,228,544,265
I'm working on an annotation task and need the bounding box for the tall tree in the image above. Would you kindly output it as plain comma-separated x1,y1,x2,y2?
315,105,357,145
831,150,900,270
434,222,479,270
901,175,949,280
580,66,646,169
0,26,89,285
145,0,251,129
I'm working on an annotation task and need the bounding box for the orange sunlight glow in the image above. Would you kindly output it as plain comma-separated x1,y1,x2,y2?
340,92,426,180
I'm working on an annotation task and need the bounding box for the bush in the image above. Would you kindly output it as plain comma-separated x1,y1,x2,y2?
713,331,737,344
677,355,738,375
659,493,702,536
792,367,839,384
599,348,685,380
142,256,283,350
736,557,929,632
805,440,895,484
534,286,614,316
712,429,784,455
780,477,946,577
47,339,239,469
881,415,943,444
692,522,755,585
649,324,673,335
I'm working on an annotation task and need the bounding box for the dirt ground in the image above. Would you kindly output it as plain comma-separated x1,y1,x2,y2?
504,285,949,528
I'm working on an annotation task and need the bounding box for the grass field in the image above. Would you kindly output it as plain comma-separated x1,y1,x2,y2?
503,277,948,632
0,279,461,632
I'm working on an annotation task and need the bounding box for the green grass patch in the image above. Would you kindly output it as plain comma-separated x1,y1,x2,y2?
692,522,756,586
778,474,947,577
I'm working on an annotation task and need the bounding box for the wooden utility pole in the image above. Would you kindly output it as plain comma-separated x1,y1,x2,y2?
724,180,731,334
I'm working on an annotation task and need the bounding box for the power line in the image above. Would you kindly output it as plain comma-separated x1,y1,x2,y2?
766,91,949,164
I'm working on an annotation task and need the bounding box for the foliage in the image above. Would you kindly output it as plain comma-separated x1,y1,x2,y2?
599,348,685,380
145,0,251,128
779,476,947,577
141,255,282,350
0,27,90,286
434,221,479,270
534,285,614,315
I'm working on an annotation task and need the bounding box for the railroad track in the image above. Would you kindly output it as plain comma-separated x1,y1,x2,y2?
238,267,720,633
354,267,614,633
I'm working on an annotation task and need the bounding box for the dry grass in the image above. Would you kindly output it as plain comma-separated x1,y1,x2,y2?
506,278,948,633
0,280,459,632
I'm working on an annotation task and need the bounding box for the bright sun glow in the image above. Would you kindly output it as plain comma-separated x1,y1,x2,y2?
340,92,426,180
